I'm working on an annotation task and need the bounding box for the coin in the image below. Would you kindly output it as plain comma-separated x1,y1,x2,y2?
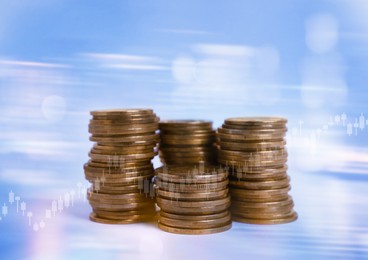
218,140,287,151
89,125,158,135
217,132,285,142
229,176,290,190
90,117,159,125
155,178,229,192
155,165,228,184
231,211,297,224
159,120,212,129
224,117,287,126
89,212,155,224
159,212,231,229
217,127,287,136
159,210,229,221
157,201,231,215
89,200,154,211
90,108,154,116
156,189,228,201
158,221,231,235
157,195,230,208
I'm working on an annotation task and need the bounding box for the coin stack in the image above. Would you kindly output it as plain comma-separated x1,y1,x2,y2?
158,120,216,165
83,109,159,224
154,165,232,234
216,117,297,224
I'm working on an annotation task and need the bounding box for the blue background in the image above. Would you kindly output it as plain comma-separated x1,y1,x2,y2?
1,0,368,259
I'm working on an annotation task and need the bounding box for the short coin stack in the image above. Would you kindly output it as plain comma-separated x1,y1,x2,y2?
216,117,297,224
83,109,159,224
155,165,232,234
158,120,216,165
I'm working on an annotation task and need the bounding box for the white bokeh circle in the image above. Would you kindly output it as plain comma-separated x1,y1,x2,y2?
305,13,339,54
41,95,66,122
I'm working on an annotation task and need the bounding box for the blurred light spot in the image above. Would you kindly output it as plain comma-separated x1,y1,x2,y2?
300,54,347,108
172,56,196,84
194,44,254,56
171,44,282,106
41,95,66,122
305,13,339,54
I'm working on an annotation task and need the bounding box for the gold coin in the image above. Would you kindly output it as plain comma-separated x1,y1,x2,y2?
156,189,228,201
96,184,147,194
218,158,287,168
159,145,215,152
87,175,153,186
229,186,291,197
89,133,159,143
90,117,159,125
155,179,229,192
161,157,216,165
90,147,156,156
158,221,231,235
155,165,227,184
232,209,297,220
84,170,153,181
159,150,215,157
160,129,214,135
89,121,158,129
229,176,290,190
94,212,156,222
89,125,158,135
157,201,231,215
90,108,154,116
217,132,285,142
224,117,287,126
159,212,231,229
222,123,286,130
161,138,215,146
229,171,287,181
89,201,154,211
232,211,297,224
96,140,158,147
156,195,230,208
89,212,155,224
159,120,212,128
230,193,289,203
229,165,288,175
217,127,287,136
86,160,153,169
93,143,155,152
218,148,287,159
93,208,155,217
155,172,227,184
218,140,286,151
159,210,229,221
89,151,155,161
230,196,294,209
84,162,153,172
88,196,153,205
87,190,152,200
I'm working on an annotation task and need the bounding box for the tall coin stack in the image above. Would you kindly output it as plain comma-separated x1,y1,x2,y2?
84,109,159,224
155,165,232,234
158,120,216,165
216,117,297,224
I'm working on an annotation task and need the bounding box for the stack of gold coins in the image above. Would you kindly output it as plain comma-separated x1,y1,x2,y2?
83,109,159,224
158,120,216,165
217,117,297,224
154,164,232,234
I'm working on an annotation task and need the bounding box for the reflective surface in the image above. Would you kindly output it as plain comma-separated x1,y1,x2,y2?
1,0,368,259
